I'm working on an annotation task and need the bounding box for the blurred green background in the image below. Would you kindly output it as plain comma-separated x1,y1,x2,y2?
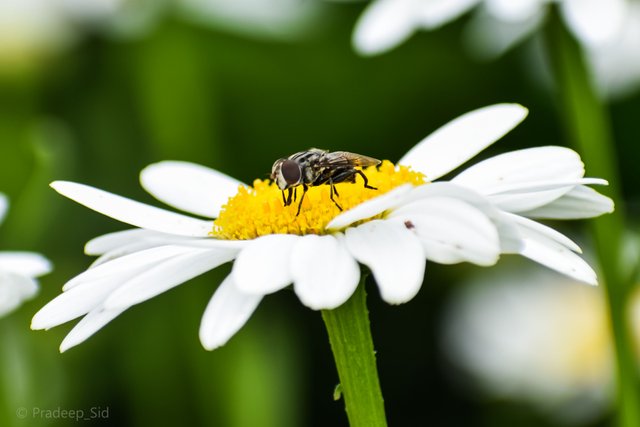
0,1,638,426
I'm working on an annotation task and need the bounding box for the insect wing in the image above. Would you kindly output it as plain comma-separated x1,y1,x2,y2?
319,151,381,168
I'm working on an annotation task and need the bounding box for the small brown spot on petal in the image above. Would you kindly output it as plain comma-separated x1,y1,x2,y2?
404,220,415,230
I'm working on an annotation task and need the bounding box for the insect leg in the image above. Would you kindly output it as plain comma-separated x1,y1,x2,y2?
294,187,297,202
296,184,308,217
281,190,287,206
355,170,377,190
329,179,343,212
285,188,294,206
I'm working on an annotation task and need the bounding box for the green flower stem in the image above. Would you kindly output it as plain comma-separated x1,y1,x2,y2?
321,279,387,427
545,10,640,427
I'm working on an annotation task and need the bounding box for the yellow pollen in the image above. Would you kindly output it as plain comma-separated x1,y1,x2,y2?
212,160,426,240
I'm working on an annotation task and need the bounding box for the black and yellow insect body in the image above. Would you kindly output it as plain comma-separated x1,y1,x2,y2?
270,148,381,216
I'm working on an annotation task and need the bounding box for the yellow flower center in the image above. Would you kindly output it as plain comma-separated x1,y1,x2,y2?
212,160,426,240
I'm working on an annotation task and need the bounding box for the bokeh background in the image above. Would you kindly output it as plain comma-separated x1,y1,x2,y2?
1,1,639,426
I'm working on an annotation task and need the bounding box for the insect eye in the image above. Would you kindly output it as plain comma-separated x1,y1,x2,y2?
281,160,301,185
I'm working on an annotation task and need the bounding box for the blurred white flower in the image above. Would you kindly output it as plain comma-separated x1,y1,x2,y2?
584,2,640,98
31,104,612,352
177,0,320,39
0,194,52,318
352,0,478,55
354,0,628,55
0,0,72,69
0,0,319,73
443,265,640,422
353,0,640,98
0,0,123,71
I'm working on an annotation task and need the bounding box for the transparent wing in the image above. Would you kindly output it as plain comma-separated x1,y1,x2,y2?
319,151,381,167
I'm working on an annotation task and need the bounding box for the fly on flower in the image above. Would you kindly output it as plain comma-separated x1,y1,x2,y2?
30,104,615,353
270,148,381,216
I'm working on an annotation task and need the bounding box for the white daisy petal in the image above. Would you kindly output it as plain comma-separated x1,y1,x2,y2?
404,182,523,253
503,212,582,253
0,272,38,317
352,0,417,56
31,276,125,330
561,0,626,48
452,146,584,192
485,178,608,196
489,190,575,213
92,240,246,271
86,229,247,260
170,238,248,250
399,104,528,180
59,307,126,352
89,241,172,268
63,245,191,291
232,234,298,295
389,197,500,266
520,185,614,219
326,184,413,230
345,220,425,304
200,274,262,351
515,223,597,285
485,178,606,213
104,247,237,309
453,147,587,212
0,252,52,278
291,235,360,310
140,161,244,219
0,193,7,224
85,229,161,255
51,181,213,237
404,182,499,214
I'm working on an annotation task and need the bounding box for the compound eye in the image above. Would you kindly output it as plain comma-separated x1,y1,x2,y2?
281,160,301,186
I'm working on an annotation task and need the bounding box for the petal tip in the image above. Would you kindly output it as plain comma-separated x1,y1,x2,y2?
50,181,83,199
507,102,528,113
584,276,598,286
501,103,529,122
199,334,226,351
607,199,615,213
49,181,66,191
379,285,421,305
30,313,47,330
139,161,167,184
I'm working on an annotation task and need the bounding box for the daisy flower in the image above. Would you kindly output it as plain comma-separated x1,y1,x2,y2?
0,0,124,71
353,0,629,57
0,193,52,317
31,103,612,352
584,1,640,98
178,0,321,40
443,265,640,421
